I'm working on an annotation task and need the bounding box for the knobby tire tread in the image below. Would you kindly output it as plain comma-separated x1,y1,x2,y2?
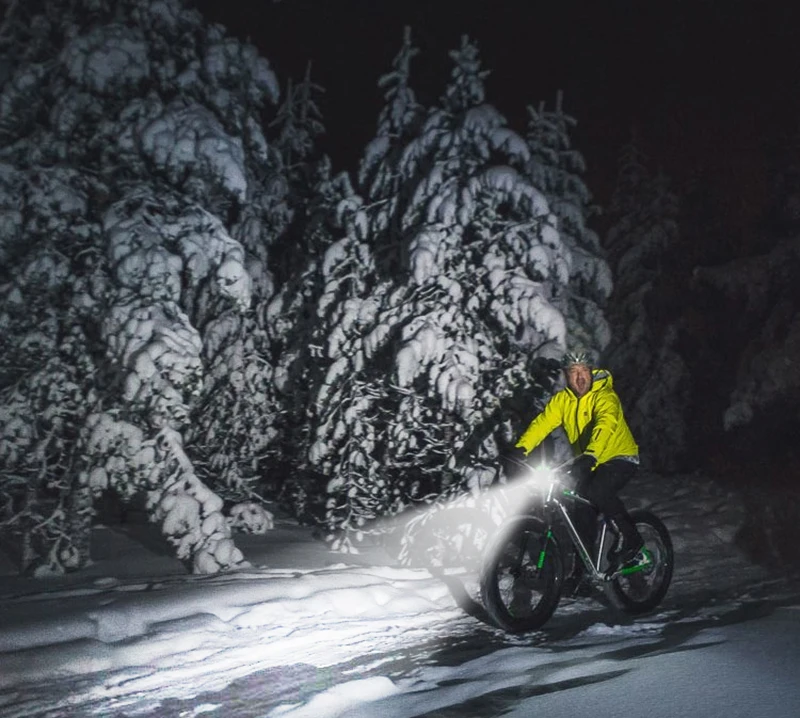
480,516,564,633
604,509,674,615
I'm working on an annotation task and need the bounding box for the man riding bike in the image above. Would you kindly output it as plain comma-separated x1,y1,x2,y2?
509,350,644,582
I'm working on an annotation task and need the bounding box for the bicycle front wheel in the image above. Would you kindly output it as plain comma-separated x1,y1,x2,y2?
480,516,564,633
604,509,674,615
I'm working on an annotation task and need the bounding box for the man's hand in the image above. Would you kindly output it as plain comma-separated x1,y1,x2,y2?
564,453,597,485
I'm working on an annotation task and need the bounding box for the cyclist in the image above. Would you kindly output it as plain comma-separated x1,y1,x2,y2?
510,350,644,578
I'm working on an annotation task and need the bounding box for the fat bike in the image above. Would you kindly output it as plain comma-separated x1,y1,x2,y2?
480,460,674,633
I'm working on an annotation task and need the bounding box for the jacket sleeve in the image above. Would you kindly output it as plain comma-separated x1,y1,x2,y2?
515,394,564,455
586,388,622,459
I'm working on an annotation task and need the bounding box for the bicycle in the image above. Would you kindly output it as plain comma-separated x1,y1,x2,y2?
480,459,674,633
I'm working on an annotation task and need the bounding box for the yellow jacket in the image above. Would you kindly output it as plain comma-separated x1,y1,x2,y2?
515,368,639,465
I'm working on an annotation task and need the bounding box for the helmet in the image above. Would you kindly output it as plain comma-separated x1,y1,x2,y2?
561,349,593,369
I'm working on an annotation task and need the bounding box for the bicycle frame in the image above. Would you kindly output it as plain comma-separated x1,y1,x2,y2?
539,479,650,582
482,465,673,632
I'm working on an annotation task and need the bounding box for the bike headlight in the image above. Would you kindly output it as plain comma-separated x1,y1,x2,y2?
526,464,556,487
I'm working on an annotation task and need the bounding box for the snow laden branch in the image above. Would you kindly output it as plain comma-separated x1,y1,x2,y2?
82,197,263,573
523,96,612,354
291,36,580,554
80,416,246,572
0,0,285,574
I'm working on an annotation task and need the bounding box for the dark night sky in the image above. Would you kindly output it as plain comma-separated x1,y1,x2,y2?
195,0,800,222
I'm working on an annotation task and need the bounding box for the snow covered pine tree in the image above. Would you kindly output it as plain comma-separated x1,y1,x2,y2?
524,93,612,356
603,138,689,471
0,0,283,574
291,34,575,554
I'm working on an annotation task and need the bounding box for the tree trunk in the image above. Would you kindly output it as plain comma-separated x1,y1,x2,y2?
65,484,94,570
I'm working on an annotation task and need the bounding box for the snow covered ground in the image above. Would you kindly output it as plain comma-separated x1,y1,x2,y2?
1,470,798,717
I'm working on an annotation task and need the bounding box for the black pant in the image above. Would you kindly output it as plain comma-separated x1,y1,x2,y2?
572,458,639,559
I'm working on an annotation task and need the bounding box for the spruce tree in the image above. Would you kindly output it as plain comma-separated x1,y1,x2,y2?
299,35,569,553
265,162,370,523
524,93,612,355
269,62,327,283
0,0,284,574
604,138,688,470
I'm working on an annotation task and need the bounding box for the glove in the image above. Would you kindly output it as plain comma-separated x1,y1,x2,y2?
564,453,597,486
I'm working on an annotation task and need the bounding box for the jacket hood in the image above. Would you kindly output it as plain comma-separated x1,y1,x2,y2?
591,368,613,391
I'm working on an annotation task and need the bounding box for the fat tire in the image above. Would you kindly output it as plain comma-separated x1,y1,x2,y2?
604,509,673,615
480,516,564,633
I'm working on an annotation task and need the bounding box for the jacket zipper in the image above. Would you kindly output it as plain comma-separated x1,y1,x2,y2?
574,394,585,453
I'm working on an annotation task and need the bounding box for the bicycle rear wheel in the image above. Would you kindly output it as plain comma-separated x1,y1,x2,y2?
604,509,673,614
480,516,564,632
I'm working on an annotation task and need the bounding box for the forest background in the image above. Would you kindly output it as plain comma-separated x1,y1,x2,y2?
1,0,798,577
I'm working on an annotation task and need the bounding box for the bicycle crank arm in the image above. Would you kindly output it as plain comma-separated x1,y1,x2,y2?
602,548,654,581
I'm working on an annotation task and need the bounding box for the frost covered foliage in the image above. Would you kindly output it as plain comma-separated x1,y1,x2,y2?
290,35,570,552
268,63,329,285
0,0,284,574
0,164,101,574
603,141,689,470
357,24,424,246
271,63,326,182
524,94,612,354
265,166,373,522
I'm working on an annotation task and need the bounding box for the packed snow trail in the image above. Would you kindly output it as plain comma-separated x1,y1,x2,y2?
0,471,793,717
